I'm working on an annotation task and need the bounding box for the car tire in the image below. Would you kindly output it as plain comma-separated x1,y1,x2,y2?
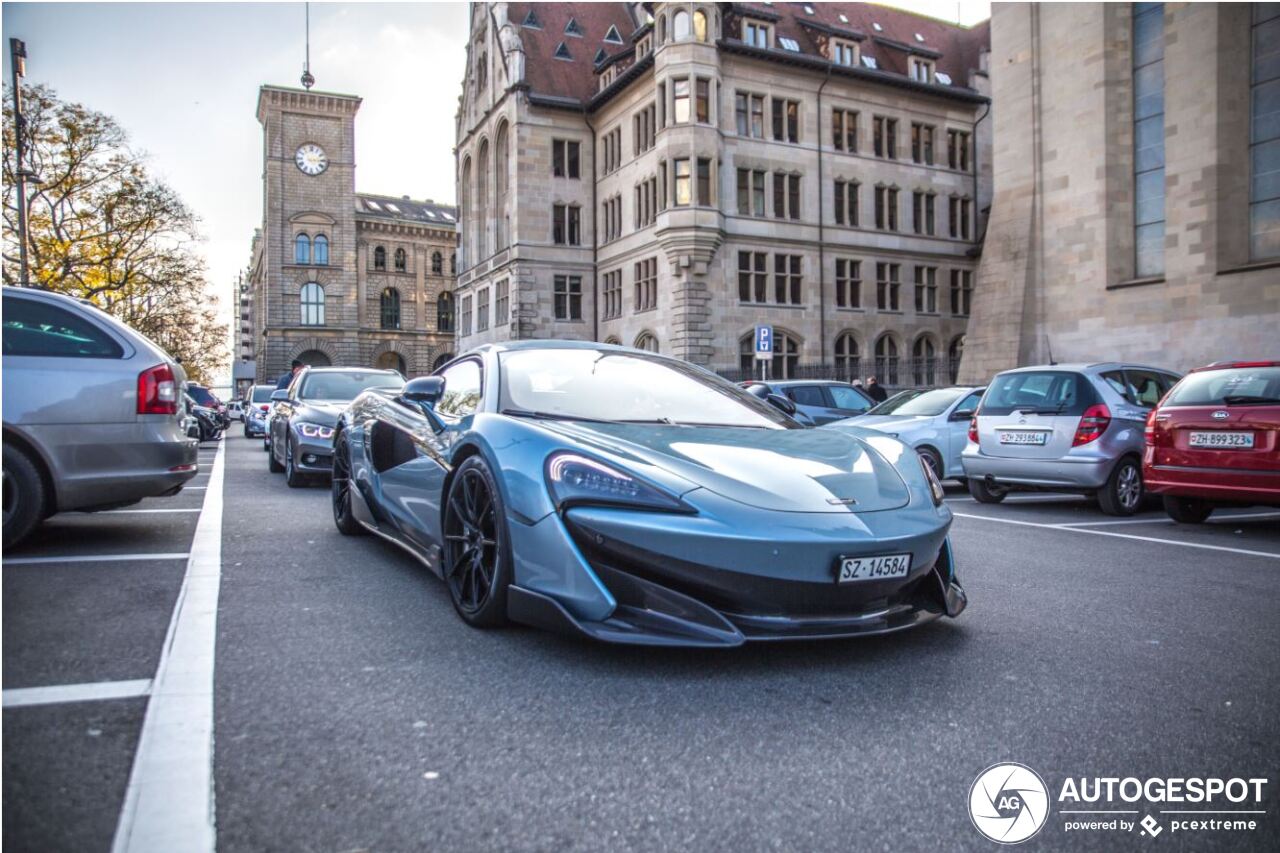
268,437,285,473
3,444,45,548
284,439,305,488
1163,495,1214,524
331,431,365,536
967,477,1007,504
917,447,944,482
1098,457,1143,517
441,456,511,628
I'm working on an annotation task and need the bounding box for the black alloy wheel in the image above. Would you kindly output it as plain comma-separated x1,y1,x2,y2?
918,447,944,482
331,431,364,536
1098,457,1143,517
442,456,510,627
967,477,1007,504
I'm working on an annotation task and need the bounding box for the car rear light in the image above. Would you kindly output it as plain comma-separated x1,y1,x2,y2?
1143,409,1157,446
968,417,978,444
259,404,269,411
1073,404,1111,446
137,363,178,415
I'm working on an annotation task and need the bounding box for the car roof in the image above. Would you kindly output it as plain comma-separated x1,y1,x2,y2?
997,362,1178,375
765,379,855,387
300,366,401,374
462,339,652,357
1193,360,1280,372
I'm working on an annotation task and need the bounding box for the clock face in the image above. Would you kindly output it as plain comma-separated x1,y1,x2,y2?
295,143,328,176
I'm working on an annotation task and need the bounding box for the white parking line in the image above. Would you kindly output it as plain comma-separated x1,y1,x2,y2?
4,679,152,709
951,512,1280,560
100,509,202,515
1059,512,1280,528
2,553,189,566
112,443,223,853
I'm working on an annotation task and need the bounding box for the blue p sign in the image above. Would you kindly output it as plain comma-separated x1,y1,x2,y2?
754,325,773,358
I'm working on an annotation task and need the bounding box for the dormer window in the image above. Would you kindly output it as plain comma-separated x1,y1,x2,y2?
554,41,572,61
831,39,858,67
565,17,583,37
742,19,770,48
522,10,540,29
778,36,800,52
604,24,623,44
594,48,607,65
909,57,934,83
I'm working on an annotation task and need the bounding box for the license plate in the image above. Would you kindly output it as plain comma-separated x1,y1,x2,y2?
999,430,1049,445
837,553,912,583
1189,431,1254,449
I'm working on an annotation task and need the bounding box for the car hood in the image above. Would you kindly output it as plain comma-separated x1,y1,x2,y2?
292,400,347,426
826,414,937,435
532,421,912,513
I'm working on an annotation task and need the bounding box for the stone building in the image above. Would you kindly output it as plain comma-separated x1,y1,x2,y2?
454,2,991,385
244,84,458,385
959,3,1280,382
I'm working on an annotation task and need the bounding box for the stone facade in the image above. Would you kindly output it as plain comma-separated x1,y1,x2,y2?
244,85,457,385
454,3,992,385
960,3,1280,383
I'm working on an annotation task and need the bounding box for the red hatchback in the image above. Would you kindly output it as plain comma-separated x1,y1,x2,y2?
1144,361,1280,523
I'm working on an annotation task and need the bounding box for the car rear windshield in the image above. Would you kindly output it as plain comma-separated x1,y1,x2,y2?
188,386,218,406
980,371,1098,417
869,387,969,417
250,386,274,403
1164,366,1280,406
299,371,403,402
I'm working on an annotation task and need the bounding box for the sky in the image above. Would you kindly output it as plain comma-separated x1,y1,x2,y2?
3,0,990,380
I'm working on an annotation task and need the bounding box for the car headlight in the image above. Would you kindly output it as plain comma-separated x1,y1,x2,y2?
545,452,691,513
919,454,945,507
296,422,335,440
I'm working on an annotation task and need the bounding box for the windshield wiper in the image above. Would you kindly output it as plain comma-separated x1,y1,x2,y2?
500,408,614,424
1222,395,1280,406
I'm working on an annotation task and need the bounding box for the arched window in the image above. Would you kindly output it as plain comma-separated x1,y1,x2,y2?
460,157,471,271
875,334,900,386
834,332,860,380
300,282,325,326
477,140,490,260
313,234,328,266
949,335,965,384
634,332,659,352
381,287,401,330
603,336,622,346
294,234,310,265
495,122,510,250
673,10,690,40
437,291,454,332
394,247,407,272
374,246,387,270
659,14,667,43
432,251,443,274
693,9,708,41
450,253,457,274
740,331,799,378
376,351,407,375
913,335,937,386
295,349,332,367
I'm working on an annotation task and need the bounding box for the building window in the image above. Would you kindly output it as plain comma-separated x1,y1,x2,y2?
635,176,659,228
634,103,656,153
1251,4,1280,257
949,196,972,240
394,248,407,272
600,127,622,174
432,251,443,274
602,270,622,320
913,191,936,235
875,334,900,385
380,287,401,329
602,195,622,242
673,9,691,40
950,269,973,316
437,291,454,331
294,234,311,264
737,169,767,216
874,186,899,231
673,158,692,206
831,40,858,67
300,282,325,325
673,77,691,123
834,332,860,379
694,9,708,41
695,78,711,123
450,253,456,274
913,336,937,385
743,20,770,48
460,295,472,336
737,251,767,303
1132,2,1167,277
914,266,938,313
736,92,766,138
772,98,800,143
774,254,802,304
876,262,901,311
554,275,582,320
553,139,581,178
834,179,859,226
374,245,387,270
553,204,581,245
909,57,934,83
740,331,800,377
634,257,658,312
635,332,659,353
911,123,935,165
773,173,801,220
949,335,965,383
873,116,898,159
314,234,328,266
696,158,713,205
832,109,857,152
476,287,490,332
494,280,509,326
835,258,861,308
947,129,971,171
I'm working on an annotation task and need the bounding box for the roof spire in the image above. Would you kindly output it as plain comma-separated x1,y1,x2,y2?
301,2,315,90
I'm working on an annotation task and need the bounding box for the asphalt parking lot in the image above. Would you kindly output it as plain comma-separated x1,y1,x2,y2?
4,434,1279,851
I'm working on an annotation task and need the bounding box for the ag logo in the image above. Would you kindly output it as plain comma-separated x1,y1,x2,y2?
969,763,1050,844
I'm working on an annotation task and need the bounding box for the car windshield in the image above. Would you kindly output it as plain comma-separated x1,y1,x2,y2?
298,371,403,402
980,371,1097,417
250,386,274,403
867,388,969,417
1164,366,1280,406
500,349,797,428
188,386,218,406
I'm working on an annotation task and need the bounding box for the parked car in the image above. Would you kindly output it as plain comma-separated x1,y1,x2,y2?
961,363,1181,515
184,393,224,442
739,379,876,426
243,384,275,438
1144,360,1280,523
826,386,985,481
331,341,963,645
188,383,228,427
227,399,244,422
268,367,404,486
2,286,198,545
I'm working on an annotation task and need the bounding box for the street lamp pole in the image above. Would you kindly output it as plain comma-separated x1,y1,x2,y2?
9,37,30,286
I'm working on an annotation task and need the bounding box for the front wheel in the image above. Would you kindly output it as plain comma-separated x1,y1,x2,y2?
441,456,511,628
3,444,45,548
331,431,365,536
284,439,305,488
967,477,1007,504
1098,458,1143,517
1163,495,1213,524
268,436,284,472
917,447,944,482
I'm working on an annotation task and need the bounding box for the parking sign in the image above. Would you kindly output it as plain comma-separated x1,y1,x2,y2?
754,325,773,360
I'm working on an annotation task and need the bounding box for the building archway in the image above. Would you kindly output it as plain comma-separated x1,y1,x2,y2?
432,351,455,371
296,349,332,368
376,351,407,376
288,337,340,368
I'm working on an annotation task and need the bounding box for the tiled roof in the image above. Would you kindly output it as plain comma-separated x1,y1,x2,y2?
507,3,640,102
355,194,457,228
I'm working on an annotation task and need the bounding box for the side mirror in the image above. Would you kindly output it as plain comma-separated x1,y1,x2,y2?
270,389,289,402
950,409,975,421
765,393,797,416
402,376,445,409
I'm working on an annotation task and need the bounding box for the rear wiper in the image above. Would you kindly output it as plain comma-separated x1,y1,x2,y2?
501,408,614,424
1222,395,1280,406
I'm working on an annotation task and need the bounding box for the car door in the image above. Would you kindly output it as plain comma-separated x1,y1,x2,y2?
945,389,985,475
825,384,875,420
784,384,836,424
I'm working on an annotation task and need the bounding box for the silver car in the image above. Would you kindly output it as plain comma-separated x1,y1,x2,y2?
961,363,1181,515
243,383,274,438
2,286,198,545
826,386,985,482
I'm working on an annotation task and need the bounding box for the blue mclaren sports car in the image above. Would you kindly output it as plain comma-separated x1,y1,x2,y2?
331,341,965,646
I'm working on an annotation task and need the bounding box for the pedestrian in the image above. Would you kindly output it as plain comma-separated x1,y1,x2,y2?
865,376,888,402
276,359,303,390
